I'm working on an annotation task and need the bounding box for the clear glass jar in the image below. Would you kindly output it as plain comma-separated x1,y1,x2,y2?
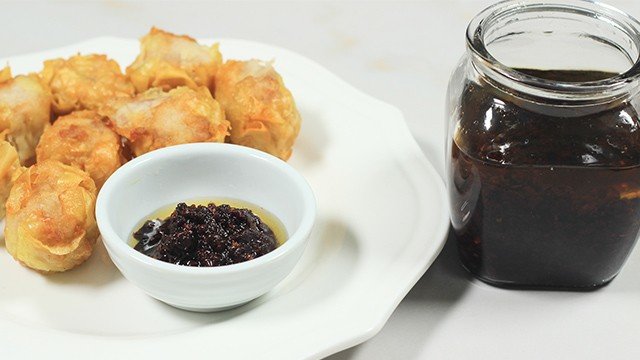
446,0,640,290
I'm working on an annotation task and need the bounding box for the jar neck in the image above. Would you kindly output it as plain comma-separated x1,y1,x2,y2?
467,0,640,105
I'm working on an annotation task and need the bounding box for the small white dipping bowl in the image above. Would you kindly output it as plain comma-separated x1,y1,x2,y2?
96,143,316,312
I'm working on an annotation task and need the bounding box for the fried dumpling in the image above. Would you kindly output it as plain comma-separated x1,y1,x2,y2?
127,27,222,93
41,54,135,116
0,137,20,219
36,110,125,189
101,86,229,156
0,67,51,165
4,160,98,272
215,60,301,160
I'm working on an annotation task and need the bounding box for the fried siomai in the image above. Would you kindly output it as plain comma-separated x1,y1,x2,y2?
215,60,301,160
4,160,98,273
127,27,222,93
36,110,125,189
0,137,20,219
41,54,135,116
101,86,229,156
0,67,52,165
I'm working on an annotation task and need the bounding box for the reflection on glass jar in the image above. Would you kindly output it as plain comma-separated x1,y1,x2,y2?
446,0,640,290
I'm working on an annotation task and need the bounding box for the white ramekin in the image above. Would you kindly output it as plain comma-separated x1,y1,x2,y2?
95,143,316,312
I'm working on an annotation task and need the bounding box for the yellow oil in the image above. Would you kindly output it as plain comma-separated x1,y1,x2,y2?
129,198,288,248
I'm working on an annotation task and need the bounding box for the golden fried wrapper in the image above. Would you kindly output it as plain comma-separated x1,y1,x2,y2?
100,86,229,156
0,138,20,218
36,110,125,189
127,27,222,93
5,160,98,273
41,54,135,116
0,66,11,82
215,60,301,160
0,67,52,165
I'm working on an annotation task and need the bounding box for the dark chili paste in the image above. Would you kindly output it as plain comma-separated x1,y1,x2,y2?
450,69,640,289
133,202,278,267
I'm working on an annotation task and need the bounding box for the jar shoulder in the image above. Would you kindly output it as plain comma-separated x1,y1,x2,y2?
447,74,640,168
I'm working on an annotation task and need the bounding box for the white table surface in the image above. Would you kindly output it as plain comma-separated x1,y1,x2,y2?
3,1,640,359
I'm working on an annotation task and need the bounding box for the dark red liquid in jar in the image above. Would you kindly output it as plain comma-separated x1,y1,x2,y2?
449,69,640,289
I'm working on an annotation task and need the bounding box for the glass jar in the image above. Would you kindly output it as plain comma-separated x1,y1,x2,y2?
446,0,640,290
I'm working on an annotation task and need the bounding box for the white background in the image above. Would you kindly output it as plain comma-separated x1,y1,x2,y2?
2,1,640,358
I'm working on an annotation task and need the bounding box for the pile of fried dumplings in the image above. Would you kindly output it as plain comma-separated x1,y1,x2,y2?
0,28,302,273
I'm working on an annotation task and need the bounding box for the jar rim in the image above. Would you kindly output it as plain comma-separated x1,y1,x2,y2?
466,0,640,101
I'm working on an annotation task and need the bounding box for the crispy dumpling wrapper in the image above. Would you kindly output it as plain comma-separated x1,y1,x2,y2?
0,67,52,165
0,137,20,219
127,27,222,93
36,110,125,189
5,160,98,273
0,66,11,82
215,60,301,160
100,86,229,156
41,54,135,116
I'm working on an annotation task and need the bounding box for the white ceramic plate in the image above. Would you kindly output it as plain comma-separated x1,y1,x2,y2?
0,38,448,359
